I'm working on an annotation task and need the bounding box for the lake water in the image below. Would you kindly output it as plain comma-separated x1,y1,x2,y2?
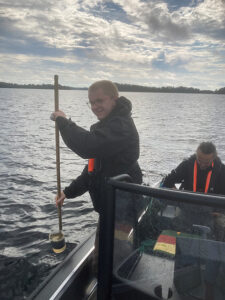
0,88,225,299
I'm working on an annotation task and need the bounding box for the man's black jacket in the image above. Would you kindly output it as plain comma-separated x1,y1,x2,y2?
163,154,225,195
56,96,142,212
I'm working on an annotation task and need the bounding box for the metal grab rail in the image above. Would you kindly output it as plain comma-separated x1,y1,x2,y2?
108,176,225,209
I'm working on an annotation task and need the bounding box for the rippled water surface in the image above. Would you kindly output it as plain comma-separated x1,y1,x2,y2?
0,88,225,299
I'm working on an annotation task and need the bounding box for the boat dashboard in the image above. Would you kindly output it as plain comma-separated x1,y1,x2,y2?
97,174,225,300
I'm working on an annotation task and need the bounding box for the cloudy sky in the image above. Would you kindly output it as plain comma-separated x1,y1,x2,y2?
0,0,225,89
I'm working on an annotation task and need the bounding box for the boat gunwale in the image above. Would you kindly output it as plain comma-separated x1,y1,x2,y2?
28,230,96,300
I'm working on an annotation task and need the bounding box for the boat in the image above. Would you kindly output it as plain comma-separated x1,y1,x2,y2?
28,174,225,300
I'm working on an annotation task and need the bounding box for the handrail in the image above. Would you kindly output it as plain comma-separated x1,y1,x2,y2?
108,177,225,209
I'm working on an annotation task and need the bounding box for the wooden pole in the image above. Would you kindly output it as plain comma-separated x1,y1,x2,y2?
54,75,62,232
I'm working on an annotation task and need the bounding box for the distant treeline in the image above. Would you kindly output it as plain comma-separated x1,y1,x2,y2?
115,83,225,94
0,82,87,90
0,81,225,94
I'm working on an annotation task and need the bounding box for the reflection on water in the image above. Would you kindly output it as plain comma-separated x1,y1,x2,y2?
0,88,225,298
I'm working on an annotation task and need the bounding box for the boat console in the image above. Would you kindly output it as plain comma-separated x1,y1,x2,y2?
97,175,225,300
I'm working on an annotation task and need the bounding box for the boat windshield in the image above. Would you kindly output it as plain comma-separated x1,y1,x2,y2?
98,176,225,300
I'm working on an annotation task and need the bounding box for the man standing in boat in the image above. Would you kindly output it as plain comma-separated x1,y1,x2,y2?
50,80,142,269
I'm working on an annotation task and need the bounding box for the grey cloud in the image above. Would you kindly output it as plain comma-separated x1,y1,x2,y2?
140,1,225,43
0,17,25,39
138,1,191,42
197,3,225,41
145,10,190,41
141,0,225,42
0,16,65,57
196,24,225,41
0,0,54,11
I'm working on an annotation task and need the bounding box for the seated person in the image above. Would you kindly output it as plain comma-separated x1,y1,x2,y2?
162,141,225,300
162,141,225,195
161,141,225,229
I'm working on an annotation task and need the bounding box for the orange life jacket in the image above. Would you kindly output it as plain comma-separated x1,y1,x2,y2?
88,158,95,173
193,160,214,193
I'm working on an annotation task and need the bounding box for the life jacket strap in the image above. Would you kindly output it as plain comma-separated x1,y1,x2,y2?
193,160,214,193
88,158,95,173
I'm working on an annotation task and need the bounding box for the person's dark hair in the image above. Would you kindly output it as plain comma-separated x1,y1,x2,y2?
197,142,217,156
